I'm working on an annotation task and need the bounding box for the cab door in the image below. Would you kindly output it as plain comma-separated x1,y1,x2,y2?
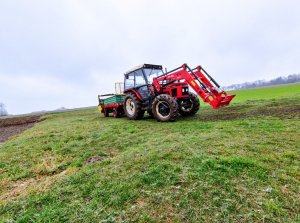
124,69,151,101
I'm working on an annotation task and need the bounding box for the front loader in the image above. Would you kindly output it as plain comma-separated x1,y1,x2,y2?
122,63,235,122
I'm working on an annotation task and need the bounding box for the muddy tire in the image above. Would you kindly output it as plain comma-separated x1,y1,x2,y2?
124,93,144,120
152,94,178,122
178,92,200,116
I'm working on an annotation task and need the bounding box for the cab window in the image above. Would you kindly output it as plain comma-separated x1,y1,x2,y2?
124,73,134,89
144,68,163,83
134,70,146,86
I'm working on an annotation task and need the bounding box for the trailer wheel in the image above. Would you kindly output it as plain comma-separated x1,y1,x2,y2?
113,108,119,118
152,94,178,122
178,92,200,116
124,93,144,120
104,109,109,117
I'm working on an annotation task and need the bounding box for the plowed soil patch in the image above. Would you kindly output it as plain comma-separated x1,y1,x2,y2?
199,102,300,121
0,116,44,143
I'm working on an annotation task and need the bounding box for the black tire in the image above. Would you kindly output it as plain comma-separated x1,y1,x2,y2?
113,108,119,118
152,94,179,122
124,93,144,120
104,109,109,117
178,92,200,116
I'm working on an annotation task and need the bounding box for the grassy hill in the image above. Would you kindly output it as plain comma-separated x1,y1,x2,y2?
0,84,299,222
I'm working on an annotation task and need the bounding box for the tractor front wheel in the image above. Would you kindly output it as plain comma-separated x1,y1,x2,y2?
178,92,200,116
124,93,144,120
152,94,178,122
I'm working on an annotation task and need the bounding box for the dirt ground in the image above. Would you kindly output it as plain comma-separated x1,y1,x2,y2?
0,116,44,143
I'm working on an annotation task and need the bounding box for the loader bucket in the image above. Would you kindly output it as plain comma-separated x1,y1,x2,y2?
216,94,236,108
206,92,236,109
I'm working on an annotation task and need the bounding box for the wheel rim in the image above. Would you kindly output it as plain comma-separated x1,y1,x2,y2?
180,99,193,112
156,101,171,118
126,98,135,116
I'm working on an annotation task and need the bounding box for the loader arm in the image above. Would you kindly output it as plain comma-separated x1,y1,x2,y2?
152,64,235,109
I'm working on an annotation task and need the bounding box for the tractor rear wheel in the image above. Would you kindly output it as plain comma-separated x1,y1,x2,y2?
152,94,178,122
124,93,144,120
178,92,200,116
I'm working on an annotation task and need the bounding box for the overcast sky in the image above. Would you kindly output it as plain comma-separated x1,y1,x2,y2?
0,0,299,114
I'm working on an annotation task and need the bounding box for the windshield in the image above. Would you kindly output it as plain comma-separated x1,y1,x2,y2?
143,68,163,83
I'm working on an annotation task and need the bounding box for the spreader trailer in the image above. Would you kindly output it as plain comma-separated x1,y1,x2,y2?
98,63,235,122
98,94,125,118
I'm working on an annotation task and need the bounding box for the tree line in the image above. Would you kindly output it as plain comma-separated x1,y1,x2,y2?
224,74,300,90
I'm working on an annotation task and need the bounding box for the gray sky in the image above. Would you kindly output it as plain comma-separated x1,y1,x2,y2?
1,0,299,114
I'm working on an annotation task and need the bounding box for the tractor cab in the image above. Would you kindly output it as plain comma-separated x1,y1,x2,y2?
124,64,163,100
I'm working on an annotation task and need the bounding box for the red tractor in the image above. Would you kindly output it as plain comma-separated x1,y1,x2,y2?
122,63,235,122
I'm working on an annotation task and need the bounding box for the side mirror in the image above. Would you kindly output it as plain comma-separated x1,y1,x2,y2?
165,68,167,73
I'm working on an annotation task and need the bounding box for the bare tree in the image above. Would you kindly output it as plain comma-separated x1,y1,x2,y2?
0,102,8,116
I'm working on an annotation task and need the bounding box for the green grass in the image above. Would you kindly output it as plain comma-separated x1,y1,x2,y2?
0,84,299,222
229,83,300,103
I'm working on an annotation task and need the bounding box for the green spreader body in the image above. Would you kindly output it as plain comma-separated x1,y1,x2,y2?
100,94,125,106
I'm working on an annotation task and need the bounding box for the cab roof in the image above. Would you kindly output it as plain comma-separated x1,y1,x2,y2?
125,64,163,75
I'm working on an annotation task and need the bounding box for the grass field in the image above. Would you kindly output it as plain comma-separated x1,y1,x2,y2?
229,83,300,103
0,84,299,222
